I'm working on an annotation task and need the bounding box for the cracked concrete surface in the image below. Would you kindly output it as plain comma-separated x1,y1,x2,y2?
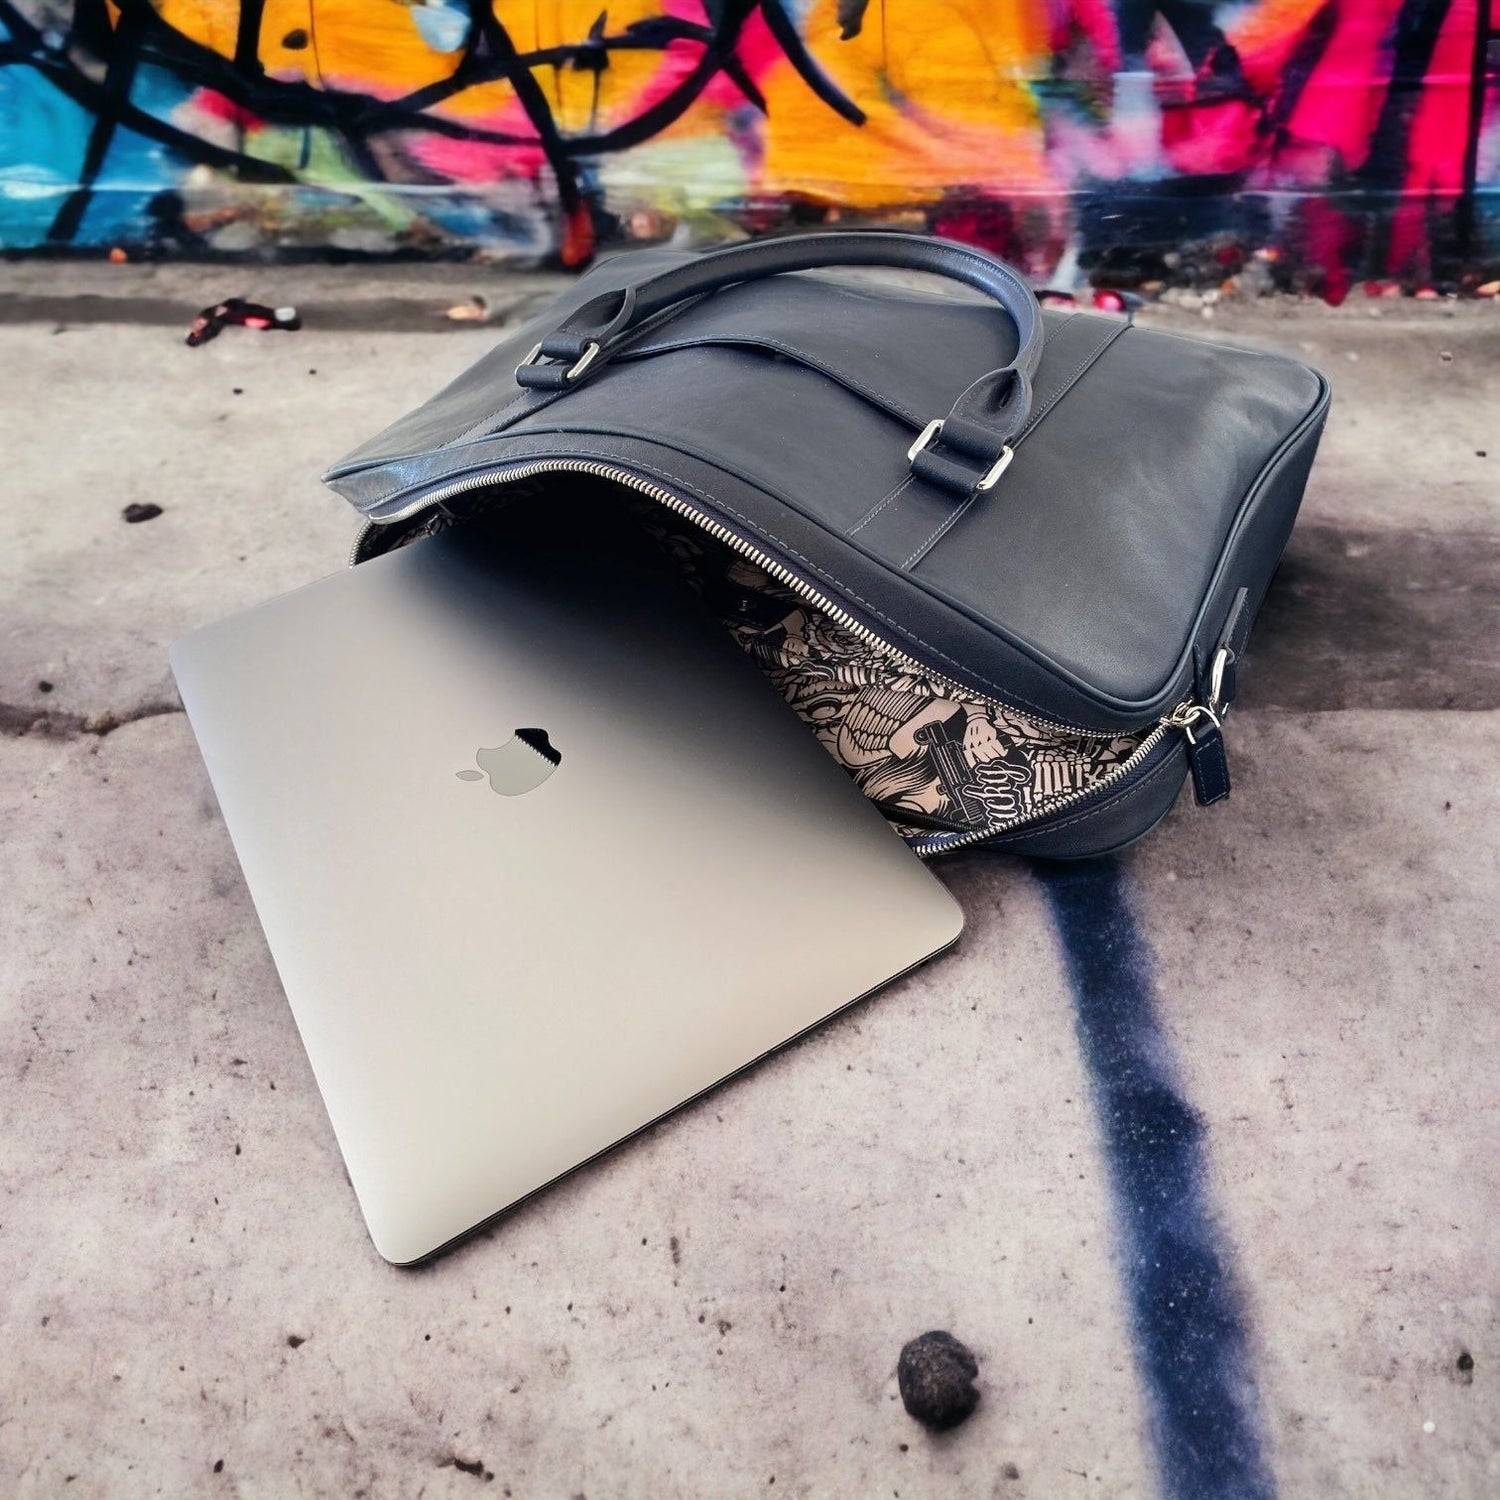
2,273,1497,1498
0,699,182,739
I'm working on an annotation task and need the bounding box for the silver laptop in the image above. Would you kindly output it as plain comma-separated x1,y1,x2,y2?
171,504,962,1264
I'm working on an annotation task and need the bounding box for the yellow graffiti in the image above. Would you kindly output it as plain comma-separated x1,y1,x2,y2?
760,0,1053,205
138,0,1056,196
143,0,690,125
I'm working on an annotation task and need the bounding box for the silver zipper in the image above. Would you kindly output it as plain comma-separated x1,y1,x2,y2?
348,459,1195,854
351,460,1104,733
913,719,1173,855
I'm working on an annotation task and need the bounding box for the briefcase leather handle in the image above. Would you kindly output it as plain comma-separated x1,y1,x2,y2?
516,231,1044,496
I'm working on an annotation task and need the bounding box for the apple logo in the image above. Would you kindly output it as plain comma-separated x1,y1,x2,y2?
456,728,561,795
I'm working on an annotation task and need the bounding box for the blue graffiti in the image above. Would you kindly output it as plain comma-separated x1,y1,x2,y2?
1037,857,1275,1500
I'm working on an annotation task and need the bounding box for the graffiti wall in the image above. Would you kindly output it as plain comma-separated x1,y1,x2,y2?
2,1,1497,296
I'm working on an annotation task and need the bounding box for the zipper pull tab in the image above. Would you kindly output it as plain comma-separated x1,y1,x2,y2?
1164,701,1231,805
1185,708,1230,805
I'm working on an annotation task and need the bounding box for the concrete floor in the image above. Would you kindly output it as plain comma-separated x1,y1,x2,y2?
2,268,1497,1498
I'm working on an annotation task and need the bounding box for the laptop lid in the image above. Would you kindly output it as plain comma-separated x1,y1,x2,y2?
171,506,962,1263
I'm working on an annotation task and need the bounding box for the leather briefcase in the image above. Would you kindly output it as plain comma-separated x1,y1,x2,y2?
324,232,1329,858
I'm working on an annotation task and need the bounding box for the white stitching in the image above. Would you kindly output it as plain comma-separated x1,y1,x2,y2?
623,335,926,427
901,318,1126,570
1018,318,1127,435
849,316,1081,551
904,483,977,568
449,388,541,449
847,476,914,535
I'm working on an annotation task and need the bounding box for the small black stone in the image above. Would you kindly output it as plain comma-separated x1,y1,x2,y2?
37,680,53,693
122,503,163,523
897,1330,980,1430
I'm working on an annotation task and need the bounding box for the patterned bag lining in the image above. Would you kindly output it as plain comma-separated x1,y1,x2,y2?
374,485,1150,850
631,506,1148,848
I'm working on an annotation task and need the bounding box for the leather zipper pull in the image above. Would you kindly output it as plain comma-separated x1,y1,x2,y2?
1173,586,1251,806
1186,712,1231,805
1163,702,1231,805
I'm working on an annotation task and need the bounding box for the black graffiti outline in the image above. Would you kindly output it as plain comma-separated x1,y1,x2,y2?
0,0,865,245
0,3,298,187
0,0,1488,264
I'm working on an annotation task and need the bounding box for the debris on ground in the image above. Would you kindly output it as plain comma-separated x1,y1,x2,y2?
186,298,301,348
896,1330,981,1430
444,296,489,323
447,1455,493,1479
121,503,163,523
107,247,128,264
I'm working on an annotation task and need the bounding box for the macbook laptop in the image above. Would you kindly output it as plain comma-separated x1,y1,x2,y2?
171,500,963,1263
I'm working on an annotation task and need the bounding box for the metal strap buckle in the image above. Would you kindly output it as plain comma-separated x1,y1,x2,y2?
907,419,1014,491
515,339,602,384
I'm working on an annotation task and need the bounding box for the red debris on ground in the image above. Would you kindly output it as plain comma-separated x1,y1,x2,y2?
186,298,301,347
